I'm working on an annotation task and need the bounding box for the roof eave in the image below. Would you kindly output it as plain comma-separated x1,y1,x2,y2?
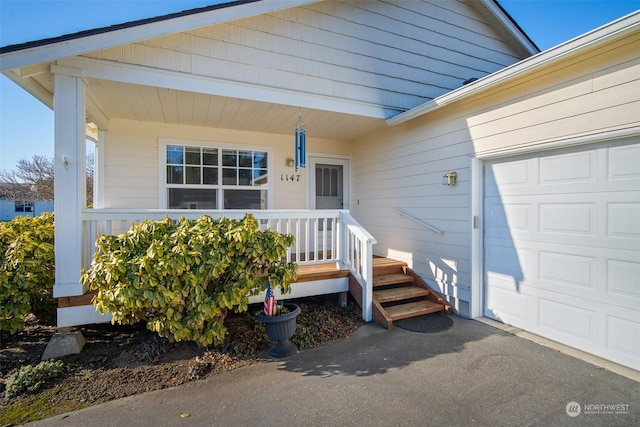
387,11,640,127
0,0,323,72
478,0,540,55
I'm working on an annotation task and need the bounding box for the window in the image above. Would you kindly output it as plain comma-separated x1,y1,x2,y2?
164,144,268,209
15,201,34,213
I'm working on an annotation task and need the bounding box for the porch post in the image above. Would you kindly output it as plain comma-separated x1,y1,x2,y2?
93,129,105,209
52,66,87,299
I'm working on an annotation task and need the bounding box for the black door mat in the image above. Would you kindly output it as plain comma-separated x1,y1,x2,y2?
395,312,454,333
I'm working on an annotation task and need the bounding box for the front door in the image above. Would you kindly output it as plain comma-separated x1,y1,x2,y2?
308,157,349,260
309,157,349,210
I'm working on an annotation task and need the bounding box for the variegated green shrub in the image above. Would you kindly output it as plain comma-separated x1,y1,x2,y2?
81,214,297,346
0,213,56,333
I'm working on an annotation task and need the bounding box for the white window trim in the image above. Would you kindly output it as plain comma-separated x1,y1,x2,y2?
158,138,274,209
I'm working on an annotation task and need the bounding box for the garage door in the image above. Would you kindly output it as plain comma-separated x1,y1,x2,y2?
483,138,640,370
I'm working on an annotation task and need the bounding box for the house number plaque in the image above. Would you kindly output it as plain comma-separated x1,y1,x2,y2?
281,174,301,182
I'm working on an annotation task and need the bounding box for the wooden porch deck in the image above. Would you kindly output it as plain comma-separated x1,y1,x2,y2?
58,258,451,329
58,262,350,309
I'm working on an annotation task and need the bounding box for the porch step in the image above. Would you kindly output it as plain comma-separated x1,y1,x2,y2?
384,300,445,321
370,257,451,329
373,286,430,303
373,273,414,287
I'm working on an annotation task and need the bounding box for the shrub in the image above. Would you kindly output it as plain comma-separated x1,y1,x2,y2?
0,213,56,333
82,214,297,346
5,360,65,398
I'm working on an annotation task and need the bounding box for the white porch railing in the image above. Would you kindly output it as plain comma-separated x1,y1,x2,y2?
81,209,377,321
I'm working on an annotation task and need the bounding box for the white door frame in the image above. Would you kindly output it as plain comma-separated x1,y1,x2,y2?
307,155,350,210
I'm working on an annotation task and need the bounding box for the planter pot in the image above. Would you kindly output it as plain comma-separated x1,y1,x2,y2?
257,303,301,358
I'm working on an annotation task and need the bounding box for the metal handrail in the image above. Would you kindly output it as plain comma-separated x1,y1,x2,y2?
395,209,443,234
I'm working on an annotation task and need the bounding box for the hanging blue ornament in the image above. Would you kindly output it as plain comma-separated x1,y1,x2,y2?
294,109,306,172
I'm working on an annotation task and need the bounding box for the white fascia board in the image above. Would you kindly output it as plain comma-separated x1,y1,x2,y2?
2,69,53,108
387,11,640,127
247,277,349,304
477,0,539,56
57,56,394,118
57,306,112,328
0,0,323,72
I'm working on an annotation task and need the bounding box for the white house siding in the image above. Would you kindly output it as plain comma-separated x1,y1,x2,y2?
465,32,640,153
351,108,475,315
82,0,527,116
103,118,351,209
351,28,640,317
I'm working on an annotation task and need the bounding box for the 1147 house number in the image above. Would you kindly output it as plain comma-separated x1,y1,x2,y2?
281,174,301,182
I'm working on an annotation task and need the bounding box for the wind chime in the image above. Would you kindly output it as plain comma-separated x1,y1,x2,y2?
294,109,306,172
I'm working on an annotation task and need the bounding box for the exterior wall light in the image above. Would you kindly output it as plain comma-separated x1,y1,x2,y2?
443,171,457,186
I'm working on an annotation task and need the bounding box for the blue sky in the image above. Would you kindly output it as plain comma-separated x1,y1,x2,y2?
1,0,639,171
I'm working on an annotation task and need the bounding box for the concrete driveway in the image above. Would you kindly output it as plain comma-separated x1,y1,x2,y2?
28,316,639,426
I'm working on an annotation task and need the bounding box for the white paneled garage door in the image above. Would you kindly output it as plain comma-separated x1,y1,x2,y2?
483,138,640,370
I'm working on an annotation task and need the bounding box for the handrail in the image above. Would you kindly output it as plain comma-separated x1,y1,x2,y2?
82,209,345,268
341,212,377,322
395,209,443,234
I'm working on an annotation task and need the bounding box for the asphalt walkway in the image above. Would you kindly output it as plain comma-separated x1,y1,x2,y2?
28,316,639,426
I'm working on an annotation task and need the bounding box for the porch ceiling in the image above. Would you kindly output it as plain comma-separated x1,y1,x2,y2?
20,67,386,141
86,78,386,140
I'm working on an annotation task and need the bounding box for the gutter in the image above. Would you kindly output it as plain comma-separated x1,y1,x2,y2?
387,11,640,127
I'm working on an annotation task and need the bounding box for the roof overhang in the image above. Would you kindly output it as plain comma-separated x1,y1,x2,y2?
387,11,640,127
470,0,539,56
0,0,322,72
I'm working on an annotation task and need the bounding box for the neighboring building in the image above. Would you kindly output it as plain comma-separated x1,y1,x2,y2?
1,1,638,370
0,194,53,221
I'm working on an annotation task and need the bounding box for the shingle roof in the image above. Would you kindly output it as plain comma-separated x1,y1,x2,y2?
0,0,258,54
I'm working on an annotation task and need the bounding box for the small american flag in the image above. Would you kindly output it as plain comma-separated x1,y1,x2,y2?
264,282,277,316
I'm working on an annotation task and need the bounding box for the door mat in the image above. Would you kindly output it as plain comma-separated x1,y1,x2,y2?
395,312,454,333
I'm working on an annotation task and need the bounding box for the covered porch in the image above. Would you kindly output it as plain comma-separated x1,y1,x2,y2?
56,208,377,328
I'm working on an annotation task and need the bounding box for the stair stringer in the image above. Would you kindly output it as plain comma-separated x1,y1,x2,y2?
405,268,452,315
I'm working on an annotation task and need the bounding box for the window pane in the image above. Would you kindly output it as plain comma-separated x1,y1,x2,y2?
316,167,322,195
323,168,330,196
254,152,268,169
253,169,268,186
165,144,268,209
203,167,218,185
222,150,237,167
223,190,266,209
331,168,338,197
239,169,252,185
166,146,183,165
167,166,184,184
168,188,217,209
185,147,201,165
222,168,237,185
186,166,201,184
203,149,217,166
15,202,32,212
238,151,253,167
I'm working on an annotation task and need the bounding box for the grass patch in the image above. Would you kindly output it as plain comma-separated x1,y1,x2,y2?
0,379,87,425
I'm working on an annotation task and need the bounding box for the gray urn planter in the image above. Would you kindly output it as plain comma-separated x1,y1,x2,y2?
257,303,301,358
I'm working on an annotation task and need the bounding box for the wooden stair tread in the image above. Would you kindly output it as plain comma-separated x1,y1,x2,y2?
373,273,414,287
372,257,407,276
384,300,445,321
373,286,430,303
